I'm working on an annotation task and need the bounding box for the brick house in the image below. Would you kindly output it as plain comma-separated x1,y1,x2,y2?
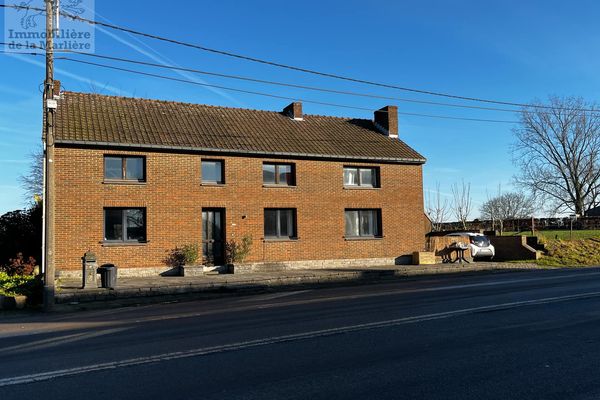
52,91,426,276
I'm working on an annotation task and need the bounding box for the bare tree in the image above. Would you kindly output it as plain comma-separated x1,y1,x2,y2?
18,146,43,204
425,182,449,231
513,96,600,215
451,180,472,230
480,191,535,234
88,81,110,95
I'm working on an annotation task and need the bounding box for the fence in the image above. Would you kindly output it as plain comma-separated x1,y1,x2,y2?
435,217,600,233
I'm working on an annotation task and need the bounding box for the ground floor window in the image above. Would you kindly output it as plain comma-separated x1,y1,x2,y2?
345,209,382,238
104,208,147,242
264,208,297,239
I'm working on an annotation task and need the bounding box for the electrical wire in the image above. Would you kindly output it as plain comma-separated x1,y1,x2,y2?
0,49,519,123
0,42,529,115
3,42,595,118
60,57,521,123
1,3,597,113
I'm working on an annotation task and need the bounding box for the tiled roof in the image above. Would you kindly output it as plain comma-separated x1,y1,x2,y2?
54,92,426,164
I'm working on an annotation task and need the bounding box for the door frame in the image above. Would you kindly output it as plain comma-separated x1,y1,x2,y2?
202,208,226,265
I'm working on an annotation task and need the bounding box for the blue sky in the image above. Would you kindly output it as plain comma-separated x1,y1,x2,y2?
1,0,600,216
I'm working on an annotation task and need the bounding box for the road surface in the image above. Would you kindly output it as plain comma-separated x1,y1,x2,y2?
2,268,600,399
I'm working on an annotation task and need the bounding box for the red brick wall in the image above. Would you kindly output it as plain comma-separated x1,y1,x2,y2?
54,146,426,271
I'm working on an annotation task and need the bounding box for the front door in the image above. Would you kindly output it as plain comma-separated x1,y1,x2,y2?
202,209,225,265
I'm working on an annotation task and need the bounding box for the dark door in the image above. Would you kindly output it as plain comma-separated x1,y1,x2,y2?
202,209,225,265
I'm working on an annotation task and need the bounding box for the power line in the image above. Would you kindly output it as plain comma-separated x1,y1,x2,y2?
0,50,519,123
0,42,527,115
3,43,598,119
0,42,525,114
60,57,520,123
1,3,597,113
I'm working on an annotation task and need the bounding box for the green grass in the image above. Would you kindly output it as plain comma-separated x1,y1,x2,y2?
536,238,600,267
502,230,600,241
499,230,600,267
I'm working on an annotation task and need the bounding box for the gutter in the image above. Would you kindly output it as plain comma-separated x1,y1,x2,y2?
54,139,427,165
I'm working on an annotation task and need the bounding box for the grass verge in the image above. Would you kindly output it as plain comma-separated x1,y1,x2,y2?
536,238,600,267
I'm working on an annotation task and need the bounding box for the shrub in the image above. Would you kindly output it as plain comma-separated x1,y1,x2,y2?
0,271,40,298
181,244,199,265
2,253,37,276
164,247,185,268
225,235,252,264
164,244,200,267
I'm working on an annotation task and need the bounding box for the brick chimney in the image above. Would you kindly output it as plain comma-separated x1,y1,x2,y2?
283,102,303,120
53,80,61,99
374,105,398,138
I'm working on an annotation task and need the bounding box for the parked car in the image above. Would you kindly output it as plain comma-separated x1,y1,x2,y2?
445,232,495,260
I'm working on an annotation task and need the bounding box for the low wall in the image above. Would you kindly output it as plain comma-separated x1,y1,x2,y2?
427,236,472,262
229,256,413,274
489,236,540,261
56,256,414,278
57,266,180,279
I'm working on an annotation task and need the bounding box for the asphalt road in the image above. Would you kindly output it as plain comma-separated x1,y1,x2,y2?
2,268,600,399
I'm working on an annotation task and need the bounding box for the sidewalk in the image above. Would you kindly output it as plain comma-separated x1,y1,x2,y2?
55,262,542,310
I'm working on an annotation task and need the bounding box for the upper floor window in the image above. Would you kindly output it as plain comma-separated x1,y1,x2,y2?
343,166,379,188
104,156,145,182
345,209,382,238
264,208,297,239
201,160,224,184
263,163,295,186
104,208,147,242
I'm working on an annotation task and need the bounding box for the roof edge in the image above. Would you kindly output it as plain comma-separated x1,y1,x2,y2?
54,139,427,165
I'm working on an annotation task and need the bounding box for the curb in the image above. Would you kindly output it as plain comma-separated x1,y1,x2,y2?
53,264,544,311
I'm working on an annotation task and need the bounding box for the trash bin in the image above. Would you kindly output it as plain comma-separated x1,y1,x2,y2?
97,264,117,289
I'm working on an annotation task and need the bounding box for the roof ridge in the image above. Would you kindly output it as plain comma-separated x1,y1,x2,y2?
60,91,369,122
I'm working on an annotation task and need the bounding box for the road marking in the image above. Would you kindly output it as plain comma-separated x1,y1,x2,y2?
238,290,312,302
0,328,130,355
126,270,600,323
2,290,600,387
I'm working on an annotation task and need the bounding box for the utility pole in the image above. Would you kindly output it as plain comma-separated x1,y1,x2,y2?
43,0,56,311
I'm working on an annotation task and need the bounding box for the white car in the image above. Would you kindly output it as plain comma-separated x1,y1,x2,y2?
445,232,495,260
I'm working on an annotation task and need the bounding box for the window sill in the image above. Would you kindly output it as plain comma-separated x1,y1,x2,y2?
344,236,384,241
201,183,226,187
103,180,146,185
263,237,299,242
101,241,148,247
263,184,297,188
343,186,380,190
